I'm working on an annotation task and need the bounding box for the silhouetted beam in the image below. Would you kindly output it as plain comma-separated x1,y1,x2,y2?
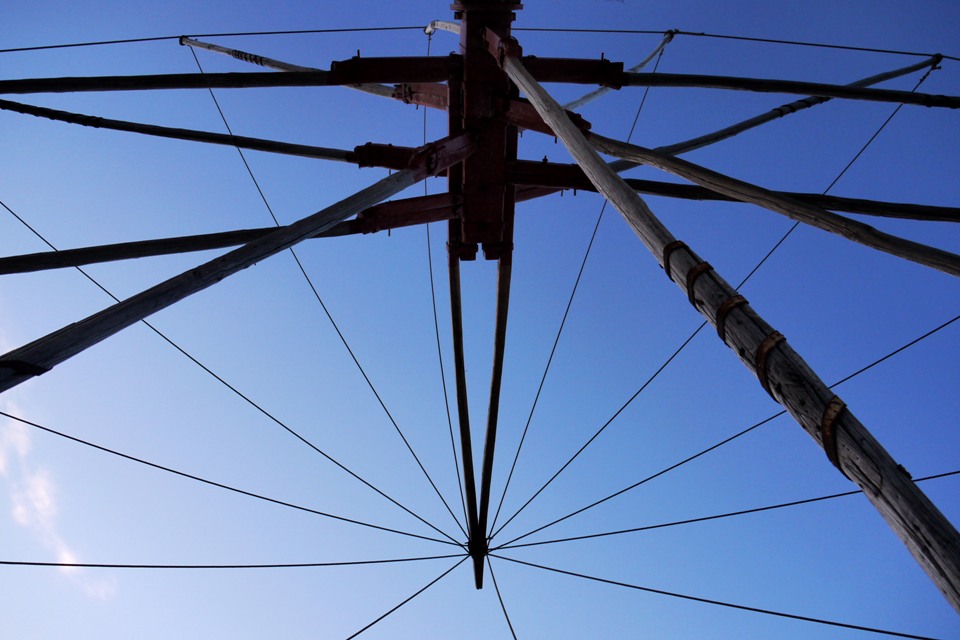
0,194,463,275
508,161,960,222
0,98,356,162
475,258,512,551
0,225,350,275
447,244,481,554
622,71,960,108
0,71,333,94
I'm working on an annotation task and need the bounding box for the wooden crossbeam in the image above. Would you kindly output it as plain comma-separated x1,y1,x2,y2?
590,134,960,278
623,71,960,108
509,161,960,221
0,98,356,162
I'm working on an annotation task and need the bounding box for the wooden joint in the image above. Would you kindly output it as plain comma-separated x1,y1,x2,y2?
685,261,713,307
715,294,748,342
754,331,786,399
661,240,687,282
820,396,849,477
0,359,49,377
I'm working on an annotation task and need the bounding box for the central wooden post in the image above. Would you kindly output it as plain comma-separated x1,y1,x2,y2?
448,0,521,589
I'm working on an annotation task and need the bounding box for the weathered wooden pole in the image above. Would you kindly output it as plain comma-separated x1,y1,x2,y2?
0,98,356,161
621,70,960,108
0,132,476,394
0,169,420,392
498,38,960,613
590,134,960,278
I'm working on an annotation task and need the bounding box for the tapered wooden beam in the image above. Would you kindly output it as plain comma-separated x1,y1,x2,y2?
0,131,476,392
0,71,333,94
0,98,356,162
447,239,481,556
0,169,421,392
637,55,943,159
622,71,960,108
591,134,960,278
510,160,960,222
476,258,512,550
500,41,960,613
516,56,942,201
180,36,397,99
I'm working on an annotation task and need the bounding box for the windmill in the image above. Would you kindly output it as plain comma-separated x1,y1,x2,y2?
1,1,958,636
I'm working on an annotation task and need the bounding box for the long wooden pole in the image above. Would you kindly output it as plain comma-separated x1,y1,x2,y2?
609,55,942,172
179,36,396,100
0,169,421,393
590,134,960,278
500,45,960,613
622,71,960,108
0,98,356,162
510,162,960,221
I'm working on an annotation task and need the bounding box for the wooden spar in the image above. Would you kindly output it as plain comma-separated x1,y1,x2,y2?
6,181,953,277
0,225,354,276
0,129,477,392
0,57,455,95
622,70,960,108
511,161,960,221
562,31,676,111
635,55,943,160
499,43,960,613
0,71,333,94
179,36,320,72
520,56,942,200
0,98,356,162
0,170,422,394
447,243,482,555
590,134,960,278
476,251,513,557
179,36,396,99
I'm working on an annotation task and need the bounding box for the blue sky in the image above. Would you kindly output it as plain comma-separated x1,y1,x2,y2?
1,1,958,638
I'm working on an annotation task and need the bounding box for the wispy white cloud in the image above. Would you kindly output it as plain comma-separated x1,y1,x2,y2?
0,397,116,600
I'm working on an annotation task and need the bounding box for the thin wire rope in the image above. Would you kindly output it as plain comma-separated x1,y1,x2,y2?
0,553,466,570
0,27,424,54
492,555,942,640
493,311,960,549
489,44,669,536
188,48,467,540
0,409,456,546
491,58,935,542
3,27,955,62
512,28,956,62
344,556,468,640
498,470,960,550
487,557,520,640
0,202,457,546
422,32,470,532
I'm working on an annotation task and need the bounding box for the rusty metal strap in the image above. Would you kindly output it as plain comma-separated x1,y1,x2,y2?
715,294,747,342
0,359,49,377
661,240,687,282
754,331,785,399
685,261,713,307
821,396,849,477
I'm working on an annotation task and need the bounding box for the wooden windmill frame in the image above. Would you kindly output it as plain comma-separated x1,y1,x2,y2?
1,0,958,633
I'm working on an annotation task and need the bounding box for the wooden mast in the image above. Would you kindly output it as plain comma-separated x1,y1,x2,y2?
495,37,960,613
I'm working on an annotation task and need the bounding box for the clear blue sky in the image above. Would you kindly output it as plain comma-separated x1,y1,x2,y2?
1,1,958,638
